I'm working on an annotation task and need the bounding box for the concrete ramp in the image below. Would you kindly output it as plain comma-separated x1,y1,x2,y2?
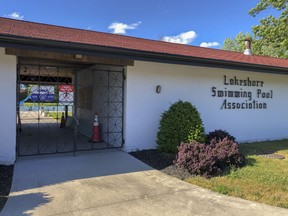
1,150,288,216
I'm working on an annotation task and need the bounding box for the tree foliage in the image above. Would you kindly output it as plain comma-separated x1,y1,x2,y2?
222,0,288,58
249,0,287,16
222,32,253,53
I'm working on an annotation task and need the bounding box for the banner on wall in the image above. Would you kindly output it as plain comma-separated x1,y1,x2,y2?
59,85,74,105
30,85,55,102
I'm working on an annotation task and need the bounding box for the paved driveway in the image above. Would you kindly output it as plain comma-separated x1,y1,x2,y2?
1,150,288,216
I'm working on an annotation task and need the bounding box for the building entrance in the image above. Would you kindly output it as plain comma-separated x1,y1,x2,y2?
17,62,124,156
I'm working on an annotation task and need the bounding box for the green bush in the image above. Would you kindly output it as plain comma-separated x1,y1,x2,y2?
157,100,205,153
188,124,206,143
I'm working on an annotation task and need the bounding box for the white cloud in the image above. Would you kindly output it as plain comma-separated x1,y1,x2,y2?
200,42,220,48
108,21,141,34
5,12,24,20
161,31,197,44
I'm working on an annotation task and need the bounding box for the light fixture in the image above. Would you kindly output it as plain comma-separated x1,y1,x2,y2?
156,85,161,94
74,54,83,59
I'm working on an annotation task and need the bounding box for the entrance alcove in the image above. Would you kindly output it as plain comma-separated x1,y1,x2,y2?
10,49,131,157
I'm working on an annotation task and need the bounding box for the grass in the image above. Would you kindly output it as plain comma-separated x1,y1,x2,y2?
186,139,288,208
22,102,72,121
46,112,72,121
23,102,58,106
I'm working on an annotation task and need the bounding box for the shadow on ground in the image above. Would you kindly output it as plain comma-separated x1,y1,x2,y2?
2,192,52,216
11,150,152,193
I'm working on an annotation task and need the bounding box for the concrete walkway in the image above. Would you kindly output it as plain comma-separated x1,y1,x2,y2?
1,150,288,216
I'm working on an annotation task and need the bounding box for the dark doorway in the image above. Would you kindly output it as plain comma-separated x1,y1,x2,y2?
17,62,124,156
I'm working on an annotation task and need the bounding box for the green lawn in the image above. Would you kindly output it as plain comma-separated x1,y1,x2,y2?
186,140,288,208
23,102,58,106
46,112,72,121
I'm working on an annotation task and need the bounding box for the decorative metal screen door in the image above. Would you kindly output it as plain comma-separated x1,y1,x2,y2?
93,67,124,148
17,64,75,156
17,64,124,156
74,66,124,151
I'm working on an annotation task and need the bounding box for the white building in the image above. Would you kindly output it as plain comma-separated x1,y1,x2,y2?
0,17,288,165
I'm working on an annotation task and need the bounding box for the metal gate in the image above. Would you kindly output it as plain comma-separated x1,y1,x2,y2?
17,63,124,156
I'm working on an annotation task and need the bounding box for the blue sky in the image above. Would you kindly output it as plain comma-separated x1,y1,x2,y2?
0,0,277,48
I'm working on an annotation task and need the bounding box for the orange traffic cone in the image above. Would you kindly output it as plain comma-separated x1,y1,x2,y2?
60,112,66,128
89,112,102,143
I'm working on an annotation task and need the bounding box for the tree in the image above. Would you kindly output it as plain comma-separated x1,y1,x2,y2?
250,0,288,58
222,0,288,58
222,32,253,53
249,0,287,16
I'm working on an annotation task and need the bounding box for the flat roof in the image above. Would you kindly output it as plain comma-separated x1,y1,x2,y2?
0,17,287,70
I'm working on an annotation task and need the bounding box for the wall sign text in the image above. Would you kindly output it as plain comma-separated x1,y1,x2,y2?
212,75,274,110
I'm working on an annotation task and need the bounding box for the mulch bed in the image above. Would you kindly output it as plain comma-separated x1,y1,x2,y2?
129,149,193,180
0,165,13,212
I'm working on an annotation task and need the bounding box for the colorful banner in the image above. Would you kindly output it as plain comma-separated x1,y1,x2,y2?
59,85,74,104
30,85,54,102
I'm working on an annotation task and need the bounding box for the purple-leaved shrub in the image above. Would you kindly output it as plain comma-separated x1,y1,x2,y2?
174,137,245,178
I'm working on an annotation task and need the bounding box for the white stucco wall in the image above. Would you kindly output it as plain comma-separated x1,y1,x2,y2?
0,47,17,164
124,60,288,151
